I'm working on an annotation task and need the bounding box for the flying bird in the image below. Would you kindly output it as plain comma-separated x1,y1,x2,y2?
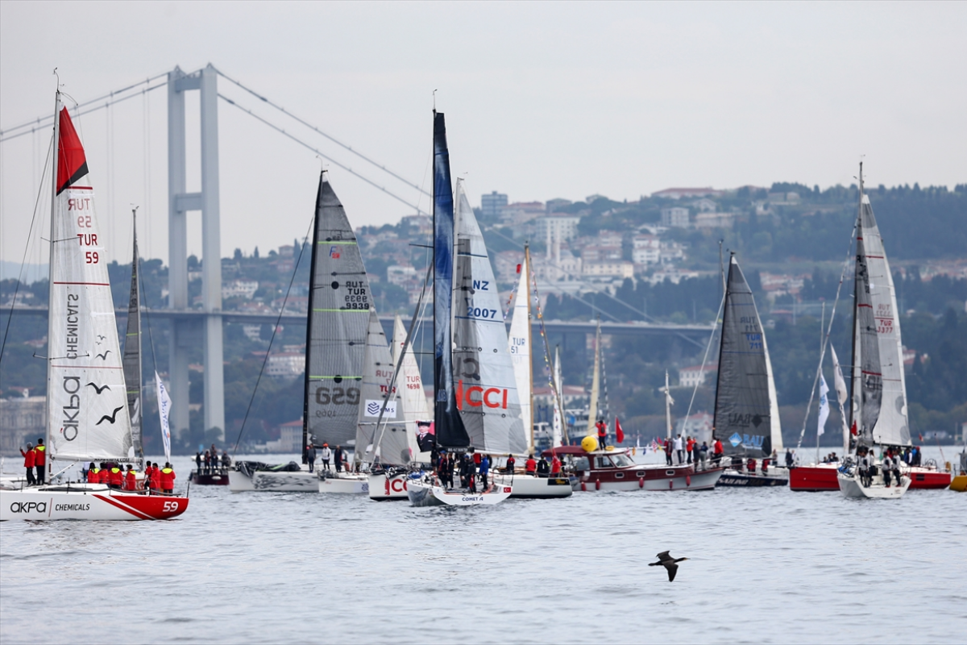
95,350,111,360
649,551,688,582
96,406,125,426
86,382,110,394
96,334,106,343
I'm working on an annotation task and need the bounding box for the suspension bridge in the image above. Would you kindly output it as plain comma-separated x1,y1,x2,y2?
1,64,709,442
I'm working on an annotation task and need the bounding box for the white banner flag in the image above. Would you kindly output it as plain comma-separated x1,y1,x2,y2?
155,371,172,462
817,373,830,437
830,344,849,409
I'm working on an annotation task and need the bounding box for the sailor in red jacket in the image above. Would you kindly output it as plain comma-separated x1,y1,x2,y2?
107,464,123,489
20,442,36,486
33,438,47,484
160,462,176,494
525,455,537,476
595,420,607,449
550,454,562,476
124,465,138,491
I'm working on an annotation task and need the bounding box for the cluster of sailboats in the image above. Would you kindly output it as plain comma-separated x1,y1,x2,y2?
2,89,960,521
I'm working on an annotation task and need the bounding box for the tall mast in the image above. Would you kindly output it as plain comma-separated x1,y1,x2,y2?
124,207,144,464
847,163,863,435
524,244,535,449
586,319,601,437
45,89,63,476
664,370,673,440
712,254,734,435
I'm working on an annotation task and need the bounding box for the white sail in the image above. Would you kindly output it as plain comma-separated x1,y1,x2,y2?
551,346,563,447
452,180,526,454
855,191,910,446
393,314,433,462
356,309,408,466
763,318,784,452
47,103,132,462
830,343,851,454
508,253,533,451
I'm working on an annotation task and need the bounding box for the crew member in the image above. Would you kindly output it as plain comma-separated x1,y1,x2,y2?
550,453,562,476
334,445,344,473
124,465,138,491
536,455,550,478
674,434,684,465
195,451,202,476
19,442,36,486
86,462,99,484
34,438,46,484
713,438,724,465
596,419,607,449
160,462,176,494
882,453,893,487
525,454,537,476
785,448,794,468
108,464,124,489
320,444,332,472
306,443,317,473
505,454,516,475
479,454,490,490
686,436,695,464
664,437,673,466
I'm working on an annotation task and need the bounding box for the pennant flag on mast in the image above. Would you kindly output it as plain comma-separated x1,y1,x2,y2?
155,371,172,462
817,373,830,437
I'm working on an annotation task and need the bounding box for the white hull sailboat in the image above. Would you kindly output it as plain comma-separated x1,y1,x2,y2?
837,165,912,499
1,92,187,521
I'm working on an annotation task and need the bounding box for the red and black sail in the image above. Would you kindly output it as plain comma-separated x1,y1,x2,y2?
56,107,89,194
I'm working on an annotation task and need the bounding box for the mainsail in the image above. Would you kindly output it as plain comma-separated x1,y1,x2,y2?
453,180,526,454
392,314,433,460
712,255,780,458
356,309,408,466
586,321,602,437
508,249,533,451
302,173,371,453
431,112,469,449
47,103,133,462
850,179,910,447
122,211,143,460
551,345,564,447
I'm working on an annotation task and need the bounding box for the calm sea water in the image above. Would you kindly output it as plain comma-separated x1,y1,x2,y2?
1,447,964,644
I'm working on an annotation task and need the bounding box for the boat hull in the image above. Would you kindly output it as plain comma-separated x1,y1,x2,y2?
789,464,841,491
717,469,789,487
229,468,319,492
1,485,188,521
318,474,368,494
492,473,573,498
904,467,953,489
837,472,911,499
575,466,723,492
406,478,512,507
368,472,409,500
190,471,229,486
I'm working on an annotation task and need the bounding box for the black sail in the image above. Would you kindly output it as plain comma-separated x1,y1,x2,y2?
713,255,773,458
122,216,143,461
302,174,371,457
432,112,469,449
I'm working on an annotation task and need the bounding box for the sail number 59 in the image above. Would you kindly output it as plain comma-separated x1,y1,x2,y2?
163,501,179,512
85,251,99,264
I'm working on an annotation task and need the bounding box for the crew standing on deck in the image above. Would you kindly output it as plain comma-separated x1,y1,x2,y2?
306,443,317,473
124,465,138,491
596,419,607,449
34,438,46,484
334,446,344,473
160,462,176,494
19,443,36,486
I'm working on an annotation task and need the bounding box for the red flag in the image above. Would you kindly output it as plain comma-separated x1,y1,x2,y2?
615,417,625,444
850,420,857,436
918,432,923,442
516,263,522,274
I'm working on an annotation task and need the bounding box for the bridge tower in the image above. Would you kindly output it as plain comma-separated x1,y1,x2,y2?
167,65,225,443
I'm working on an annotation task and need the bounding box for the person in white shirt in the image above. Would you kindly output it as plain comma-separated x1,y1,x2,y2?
320,443,333,472
673,434,684,465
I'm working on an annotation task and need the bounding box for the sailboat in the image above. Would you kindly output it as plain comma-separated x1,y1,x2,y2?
406,112,516,506
712,254,788,487
551,320,723,492
230,173,372,493
0,92,188,520
496,245,572,497
837,165,912,499
368,314,433,500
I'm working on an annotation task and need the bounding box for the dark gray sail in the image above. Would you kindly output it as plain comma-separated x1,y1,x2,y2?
302,174,371,454
712,255,774,458
851,228,882,446
122,213,143,460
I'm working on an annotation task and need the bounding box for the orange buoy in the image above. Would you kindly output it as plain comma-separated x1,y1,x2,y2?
595,479,601,491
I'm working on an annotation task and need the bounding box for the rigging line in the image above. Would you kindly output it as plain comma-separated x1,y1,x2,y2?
0,133,53,366
0,83,167,145
682,292,726,430
530,264,568,444
795,221,858,452
233,213,315,456
218,93,429,217
212,67,431,199
0,73,168,137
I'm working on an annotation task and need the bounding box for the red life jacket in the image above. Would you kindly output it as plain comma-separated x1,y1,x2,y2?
160,468,175,490
525,458,537,474
87,468,100,483
550,458,561,474
34,445,46,466
109,468,123,486
22,449,35,469
124,471,137,490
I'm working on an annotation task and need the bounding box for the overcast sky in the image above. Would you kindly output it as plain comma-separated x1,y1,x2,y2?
1,1,964,268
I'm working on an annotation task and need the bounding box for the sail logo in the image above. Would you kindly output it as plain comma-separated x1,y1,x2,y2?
61,375,82,441
364,400,397,418
729,432,764,449
65,293,80,359
455,380,509,410
9,501,47,514
329,246,341,259
472,280,490,291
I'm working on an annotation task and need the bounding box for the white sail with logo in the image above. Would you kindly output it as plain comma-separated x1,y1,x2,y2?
47,104,132,462
392,314,433,461
452,180,526,454
508,251,533,451
356,309,408,466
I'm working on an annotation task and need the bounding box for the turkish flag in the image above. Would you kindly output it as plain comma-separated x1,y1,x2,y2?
850,420,857,436
615,417,625,444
